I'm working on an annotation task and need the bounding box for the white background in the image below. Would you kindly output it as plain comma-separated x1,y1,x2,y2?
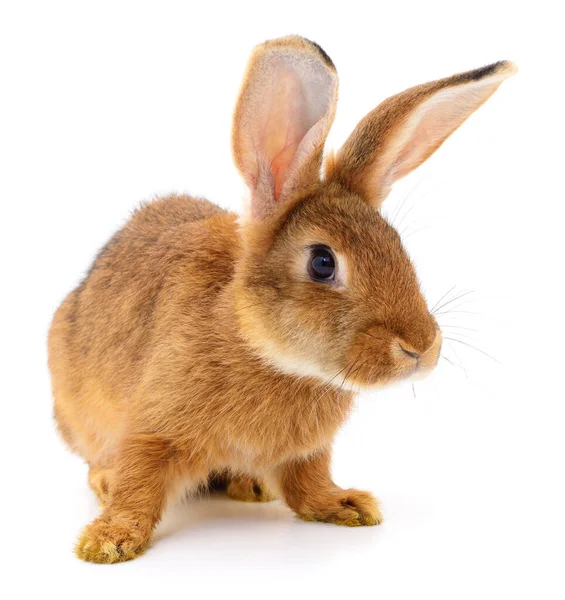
1,1,563,598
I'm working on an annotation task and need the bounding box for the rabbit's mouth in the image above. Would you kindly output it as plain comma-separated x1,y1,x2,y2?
340,328,442,391
395,331,443,379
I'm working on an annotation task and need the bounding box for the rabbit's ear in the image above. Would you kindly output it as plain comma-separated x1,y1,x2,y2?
327,61,517,208
233,36,338,220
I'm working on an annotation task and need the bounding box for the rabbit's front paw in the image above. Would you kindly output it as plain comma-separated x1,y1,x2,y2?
75,516,150,563
299,489,383,527
227,475,276,502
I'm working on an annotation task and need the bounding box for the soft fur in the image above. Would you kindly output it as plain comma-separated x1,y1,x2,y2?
48,36,515,563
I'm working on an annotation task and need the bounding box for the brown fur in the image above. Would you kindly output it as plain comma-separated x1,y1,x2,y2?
48,36,515,563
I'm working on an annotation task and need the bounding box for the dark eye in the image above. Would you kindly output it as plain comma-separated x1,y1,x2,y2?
308,245,336,281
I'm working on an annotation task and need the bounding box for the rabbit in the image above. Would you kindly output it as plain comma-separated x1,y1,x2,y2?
48,35,516,563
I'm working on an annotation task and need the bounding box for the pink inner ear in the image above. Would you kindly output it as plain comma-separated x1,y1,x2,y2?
271,140,301,199
387,82,500,184
233,44,337,220
259,66,312,199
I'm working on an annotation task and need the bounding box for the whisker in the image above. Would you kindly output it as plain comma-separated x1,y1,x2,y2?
434,309,483,317
344,357,372,388
445,341,467,375
308,364,351,408
389,176,425,227
304,350,365,418
430,285,457,314
405,185,440,206
401,225,433,240
435,298,476,316
443,336,500,364
433,290,475,315
396,201,418,232
442,331,482,343
439,324,478,332
442,354,469,377
338,352,368,391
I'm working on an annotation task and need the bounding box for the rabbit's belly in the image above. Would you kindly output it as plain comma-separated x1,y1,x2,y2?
214,432,328,472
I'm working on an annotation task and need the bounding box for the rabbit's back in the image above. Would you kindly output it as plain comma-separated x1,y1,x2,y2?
48,195,237,464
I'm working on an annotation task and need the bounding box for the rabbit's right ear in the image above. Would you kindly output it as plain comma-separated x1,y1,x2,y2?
326,61,517,208
232,36,338,221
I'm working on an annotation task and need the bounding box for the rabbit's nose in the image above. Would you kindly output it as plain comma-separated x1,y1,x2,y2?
399,345,420,360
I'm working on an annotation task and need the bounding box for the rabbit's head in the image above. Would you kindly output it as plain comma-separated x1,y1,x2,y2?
232,36,515,390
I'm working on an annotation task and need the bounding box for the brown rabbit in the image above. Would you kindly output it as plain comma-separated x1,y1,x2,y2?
48,35,516,563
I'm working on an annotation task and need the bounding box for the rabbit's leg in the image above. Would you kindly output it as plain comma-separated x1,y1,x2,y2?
277,449,383,526
76,434,175,563
226,474,276,502
88,465,114,506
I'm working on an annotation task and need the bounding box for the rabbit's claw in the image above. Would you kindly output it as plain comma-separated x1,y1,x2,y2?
75,516,150,564
299,489,383,527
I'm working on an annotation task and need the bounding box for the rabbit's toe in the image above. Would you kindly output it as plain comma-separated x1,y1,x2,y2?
226,475,276,502
75,517,150,563
299,489,383,526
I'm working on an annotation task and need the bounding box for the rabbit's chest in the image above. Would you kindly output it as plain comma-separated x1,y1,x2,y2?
216,387,353,469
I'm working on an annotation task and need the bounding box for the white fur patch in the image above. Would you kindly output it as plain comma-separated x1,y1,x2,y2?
256,336,337,383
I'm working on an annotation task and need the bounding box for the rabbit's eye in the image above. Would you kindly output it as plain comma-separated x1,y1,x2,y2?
308,245,336,281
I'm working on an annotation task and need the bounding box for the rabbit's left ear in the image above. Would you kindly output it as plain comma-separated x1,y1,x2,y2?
327,61,517,208
233,36,338,220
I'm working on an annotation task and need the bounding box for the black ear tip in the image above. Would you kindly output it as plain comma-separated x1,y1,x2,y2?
304,38,336,70
257,35,336,71
497,60,518,75
456,60,518,84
